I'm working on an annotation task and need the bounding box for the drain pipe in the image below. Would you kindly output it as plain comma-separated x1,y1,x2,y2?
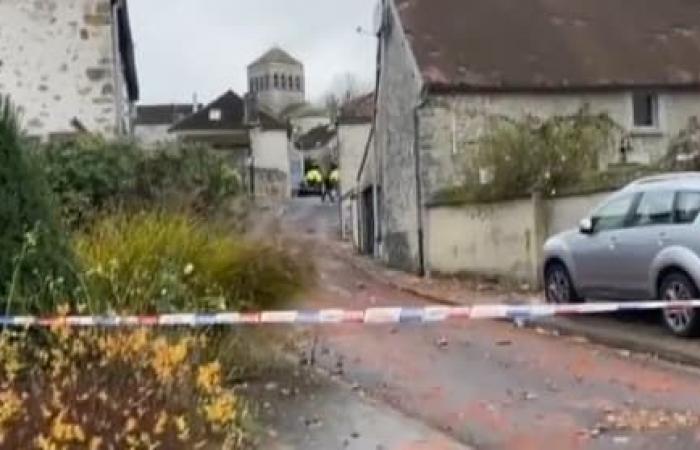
413,93,428,277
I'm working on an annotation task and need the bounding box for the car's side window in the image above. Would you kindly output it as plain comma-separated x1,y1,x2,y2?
675,191,700,224
592,194,636,232
629,190,675,227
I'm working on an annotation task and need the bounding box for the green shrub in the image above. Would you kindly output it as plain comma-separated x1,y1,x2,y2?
444,110,619,203
38,139,243,229
75,212,309,314
0,96,75,311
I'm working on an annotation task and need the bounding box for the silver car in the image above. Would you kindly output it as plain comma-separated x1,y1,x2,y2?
543,173,700,337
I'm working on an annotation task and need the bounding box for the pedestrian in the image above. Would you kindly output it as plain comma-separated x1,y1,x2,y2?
321,171,332,203
329,168,340,202
305,168,323,197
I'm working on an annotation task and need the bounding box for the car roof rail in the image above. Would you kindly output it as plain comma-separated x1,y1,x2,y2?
628,172,700,186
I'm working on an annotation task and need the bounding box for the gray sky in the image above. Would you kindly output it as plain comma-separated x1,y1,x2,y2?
128,0,377,105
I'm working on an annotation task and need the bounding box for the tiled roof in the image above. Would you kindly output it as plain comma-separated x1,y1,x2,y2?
249,47,302,68
135,104,196,126
395,0,700,91
170,91,246,132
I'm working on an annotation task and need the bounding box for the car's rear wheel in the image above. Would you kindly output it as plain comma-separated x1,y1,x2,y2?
545,262,579,304
660,272,700,337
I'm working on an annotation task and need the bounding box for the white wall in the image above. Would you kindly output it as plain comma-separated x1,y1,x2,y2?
251,128,289,174
251,128,290,197
427,190,617,285
0,0,128,137
427,198,539,282
134,124,174,147
338,123,371,196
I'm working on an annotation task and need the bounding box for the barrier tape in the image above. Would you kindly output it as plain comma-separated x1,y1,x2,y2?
1,300,700,328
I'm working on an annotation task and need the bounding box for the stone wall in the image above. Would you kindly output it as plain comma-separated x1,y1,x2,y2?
373,0,424,272
426,190,616,286
418,91,700,201
0,0,129,138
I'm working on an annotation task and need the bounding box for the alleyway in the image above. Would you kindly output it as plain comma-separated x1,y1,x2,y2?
267,198,700,450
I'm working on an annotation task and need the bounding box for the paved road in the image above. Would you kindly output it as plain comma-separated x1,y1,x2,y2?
279,197,700,450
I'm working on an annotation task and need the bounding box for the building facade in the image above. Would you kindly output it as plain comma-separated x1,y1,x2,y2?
134,104,196,147
0,0,139,138
362,0,700,273
247,47,305,116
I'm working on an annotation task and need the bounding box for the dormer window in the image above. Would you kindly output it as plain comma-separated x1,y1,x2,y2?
209,109,221,121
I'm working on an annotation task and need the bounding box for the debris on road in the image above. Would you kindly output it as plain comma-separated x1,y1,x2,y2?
600,408,700,432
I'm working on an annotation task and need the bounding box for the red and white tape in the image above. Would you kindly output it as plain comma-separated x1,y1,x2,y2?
1,300,699,328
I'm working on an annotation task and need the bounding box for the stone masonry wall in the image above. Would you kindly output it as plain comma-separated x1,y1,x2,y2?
418,91,700,202
373,0,424,272
0,0,124,137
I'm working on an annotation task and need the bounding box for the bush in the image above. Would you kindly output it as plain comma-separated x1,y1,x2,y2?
38,138,243,229
0,327,248,449
442,110,619,203
75,212,309,314
0,96,75,309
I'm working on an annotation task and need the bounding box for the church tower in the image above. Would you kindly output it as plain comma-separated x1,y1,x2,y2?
247,47,305,116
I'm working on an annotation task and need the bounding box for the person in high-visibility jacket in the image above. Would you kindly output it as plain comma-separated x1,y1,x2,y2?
322,168,340,203
305,168,323,186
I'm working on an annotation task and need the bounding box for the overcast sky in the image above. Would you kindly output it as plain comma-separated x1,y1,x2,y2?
128,0,377,105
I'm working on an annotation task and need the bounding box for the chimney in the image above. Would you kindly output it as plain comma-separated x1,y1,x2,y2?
244,93,259,126
192,92,199,112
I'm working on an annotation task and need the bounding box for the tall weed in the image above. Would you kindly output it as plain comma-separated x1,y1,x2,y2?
75,212,310,314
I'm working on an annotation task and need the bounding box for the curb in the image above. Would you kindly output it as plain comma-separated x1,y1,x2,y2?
325,244,463,307
534,316,700,369
327,241,700,370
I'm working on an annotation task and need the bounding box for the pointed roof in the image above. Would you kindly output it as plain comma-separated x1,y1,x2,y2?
169,90,246,132
249,47,302,68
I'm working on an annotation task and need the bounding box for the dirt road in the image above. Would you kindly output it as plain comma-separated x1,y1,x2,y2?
273,197,700,450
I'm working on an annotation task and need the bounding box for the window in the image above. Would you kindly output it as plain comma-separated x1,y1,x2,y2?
676,192,700,224
209,108,221,121
288,75,294,90
274,74,279,88
252,78,258,92
295,76,301,91
630,191,674,227
281,74,287,89
633,92,658,128
265,74,270,90
592,194,635,232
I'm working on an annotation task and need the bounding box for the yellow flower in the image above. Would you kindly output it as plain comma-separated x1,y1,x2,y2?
173,415,190,441
196,361,222,394
153,411,168,435
151,338,189,383
203,391,238,427
89,436,103,450
125,417,137,433
0,390,23,430
50,410,85,443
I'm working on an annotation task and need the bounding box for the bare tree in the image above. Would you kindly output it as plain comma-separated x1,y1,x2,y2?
323,72,371,121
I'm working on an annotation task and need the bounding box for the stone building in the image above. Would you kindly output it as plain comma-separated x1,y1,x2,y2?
360,0,700,273
336,93,374,240
0,0,139,139
169,90,290,197
247,47,305,116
